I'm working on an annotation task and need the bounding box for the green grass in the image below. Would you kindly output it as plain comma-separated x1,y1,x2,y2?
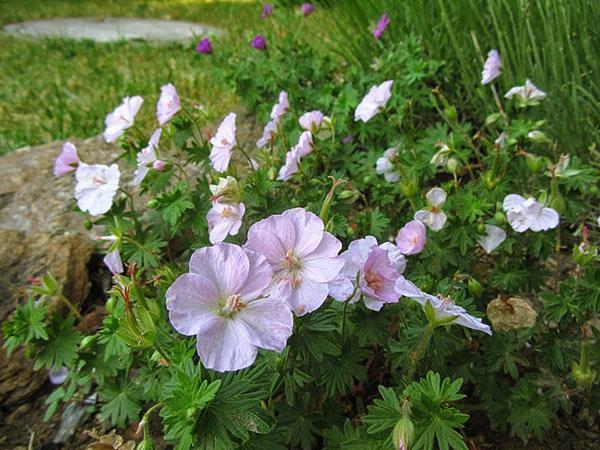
0,0,262,154
321,0,600,154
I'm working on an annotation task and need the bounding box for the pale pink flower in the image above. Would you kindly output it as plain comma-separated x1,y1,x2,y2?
271,91,289,121
395,220,426,255
166,243,293,372
134,128,162,185
277,147,302,181
49,366,69,385
505,79,547,103
502,194,559,232
328,236,406,311
376,147,400,182
54,142,80,176
295,131,313,157
476,224,506,254
103,249,124,274
245,208,343,316
481,49,501,85
257,92,289,148
103,96,143,143
414,187,448,231
74,163,120,216
156,83,181,125
210,113,237,172
299,110,324,132
153,160,165,171
207,202,246,244
257,119,278,148
354,80,393,122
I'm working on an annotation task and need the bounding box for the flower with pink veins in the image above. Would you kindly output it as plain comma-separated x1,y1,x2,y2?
207,202,246,244
103,96,144,143
328,236,408,311
54,142,80,176
74,163,120,216
504,79,547,103
134,128,162,185
166,243,293,372
354,80,393,122
395,220,426,255
481,49,502,85
414,187,447,231
245,208,343,316
156,83,181,125
210,112,237,172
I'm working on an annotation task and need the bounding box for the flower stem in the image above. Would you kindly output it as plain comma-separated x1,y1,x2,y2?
340,300,349,347
153,341,171,365
238,147,256,171
59,294,82,320
407,322,434,381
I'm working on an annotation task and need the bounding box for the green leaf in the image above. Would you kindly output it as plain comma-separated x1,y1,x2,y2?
34,315,81,370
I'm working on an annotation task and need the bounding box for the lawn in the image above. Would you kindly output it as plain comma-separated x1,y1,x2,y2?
0,0,263,154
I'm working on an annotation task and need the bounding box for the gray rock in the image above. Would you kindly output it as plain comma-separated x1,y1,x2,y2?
3,17,221,43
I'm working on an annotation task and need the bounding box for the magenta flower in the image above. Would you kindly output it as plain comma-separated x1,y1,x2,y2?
196,37,213,54
481,49,501,85
245,208,343,316
300,3,314,16
156,83,181,125
328,236,406,311
207,201,246,244
166,243,293,372
395,220,426,255
251,34,267,50
54,142,80,176
299,110,324,132
103,249,124,274
210,112,237,172
103,96,143,143
261,3,273,19
373,13,390,39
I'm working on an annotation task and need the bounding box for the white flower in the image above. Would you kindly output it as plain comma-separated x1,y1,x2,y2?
103,96,144,143
295,131,313,157
210,113,237,172
502,194,559,232
256,119,278,148
354,80,394,122
207,202,245,244
476,225,506,254
156,83,181,125
277,147,302,181
481,49,501,85
414,187,447,231
133,128,162,185
75,163,120,216
270,91,289,121
299,110,324,131
430,143,451,167
376,147,400,182
257,91,289,148
403,289,492,335
505,79,547,103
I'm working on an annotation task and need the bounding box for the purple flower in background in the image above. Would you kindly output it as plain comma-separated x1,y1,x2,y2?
342,135,353,145
166,243,293,372
301,3,314,16
196,37,213,54
103,249,124,274
54,142,80,176
373,13,390,39
261,3,273,19
156,83,181,125
251,34,267,50
245,208,343,316
49,366,69,385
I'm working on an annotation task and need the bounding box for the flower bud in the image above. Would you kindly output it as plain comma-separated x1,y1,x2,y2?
152,160,166,171
268,167,277,181
493,211,506,225
524,152,544,173
481,172,497,189
147,199,159,209
392,400,414,450
209,176,241,203
443,106,457,122
446,157,460,174
80,335,97,349
485,113,502,126
83,219,93,230
468,278,483,297
105,297,116,314
527,130,550,144
572,362,597,388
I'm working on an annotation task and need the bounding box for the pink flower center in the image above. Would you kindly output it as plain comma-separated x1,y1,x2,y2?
221,138,230,146
222,294,244,315
439,295,454,309
220,207,236,219
283,249,302,272
91,174,107,186
365,270,383,291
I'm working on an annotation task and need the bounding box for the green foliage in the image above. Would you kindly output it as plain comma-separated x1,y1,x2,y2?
2,299,48,354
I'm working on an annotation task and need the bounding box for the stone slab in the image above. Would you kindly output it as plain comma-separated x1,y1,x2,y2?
3,17,220,43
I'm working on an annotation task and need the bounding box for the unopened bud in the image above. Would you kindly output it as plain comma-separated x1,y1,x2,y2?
525,152,544,173
446,157,460,174
485,113,502,126
152,160,166,171
83,220,93,230
147,199,159,209
527,130,549,144
443,106,457,122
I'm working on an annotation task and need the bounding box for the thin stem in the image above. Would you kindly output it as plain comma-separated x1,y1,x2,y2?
59,294,82,320
238,146,256,171
340,300,349,347
407,322,434,381
119,187,135,211
153,341,171,365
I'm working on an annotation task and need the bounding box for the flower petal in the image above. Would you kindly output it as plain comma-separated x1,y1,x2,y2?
237,297,293,352
189,243,250,297
196,318,257,371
